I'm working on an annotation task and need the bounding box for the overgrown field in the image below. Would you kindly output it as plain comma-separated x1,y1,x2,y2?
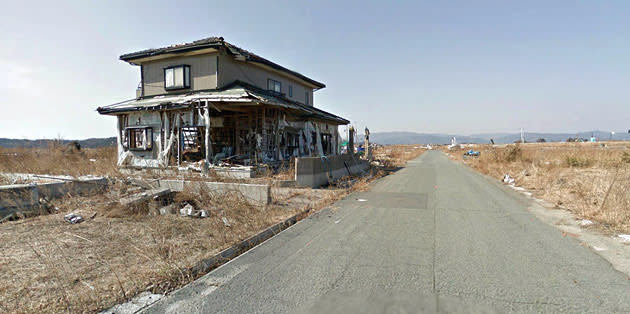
0,145,119,177
445,142,630,234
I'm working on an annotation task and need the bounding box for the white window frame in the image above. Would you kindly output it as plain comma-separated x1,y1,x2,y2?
164,65,190,90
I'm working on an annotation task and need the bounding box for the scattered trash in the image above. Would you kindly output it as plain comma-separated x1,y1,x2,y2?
89,159,97,162
334,220,341,224
578,219,594,226
222,217,231,227
463,149,480,157
592,246,606,251
618,234,630,242
158,204,175,215
64,213,84,224
356,198,367,202
179,203,195,216
503,174,515,185
179,203,209,218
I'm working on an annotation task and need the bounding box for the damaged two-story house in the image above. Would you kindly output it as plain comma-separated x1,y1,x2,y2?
97,37,349,170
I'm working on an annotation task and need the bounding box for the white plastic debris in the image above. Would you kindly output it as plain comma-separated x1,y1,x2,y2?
579,219,594,226
64,213,84,224
356,199,367,202
178,203,208,218
592,246,606,251
222,217,231,227
89,159,97,162
502,174,515,185
618,234,630,242
179,203,194,216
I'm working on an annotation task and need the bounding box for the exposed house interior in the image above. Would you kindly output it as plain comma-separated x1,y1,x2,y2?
96,37,350,171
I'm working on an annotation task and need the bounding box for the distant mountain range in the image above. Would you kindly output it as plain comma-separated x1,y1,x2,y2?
0,137,117,148
359,131,630,145
2,130,628,148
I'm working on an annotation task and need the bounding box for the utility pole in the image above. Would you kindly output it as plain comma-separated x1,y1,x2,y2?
520,128,524,143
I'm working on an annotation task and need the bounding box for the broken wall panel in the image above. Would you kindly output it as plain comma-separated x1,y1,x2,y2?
111,101,346,170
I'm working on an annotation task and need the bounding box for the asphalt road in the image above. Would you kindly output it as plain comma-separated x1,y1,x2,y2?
145,151,630,313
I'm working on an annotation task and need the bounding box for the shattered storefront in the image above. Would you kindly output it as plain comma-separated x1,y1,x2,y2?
97,82,349,169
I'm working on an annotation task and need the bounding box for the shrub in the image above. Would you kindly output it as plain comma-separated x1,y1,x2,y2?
504,145,522,162
565,155,594,168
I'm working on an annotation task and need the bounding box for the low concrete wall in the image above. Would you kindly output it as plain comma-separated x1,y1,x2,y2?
0,177,107,215
0,185,38,211
155,180,271,205
295,154,370,188
120,166,254,179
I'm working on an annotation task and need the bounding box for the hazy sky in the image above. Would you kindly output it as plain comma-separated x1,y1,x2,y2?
1,0,629,139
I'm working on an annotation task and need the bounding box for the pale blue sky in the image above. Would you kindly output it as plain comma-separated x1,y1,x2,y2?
1,0,629,139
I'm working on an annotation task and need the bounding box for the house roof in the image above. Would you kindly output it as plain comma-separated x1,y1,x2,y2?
96,81,348,125
119,37,326,89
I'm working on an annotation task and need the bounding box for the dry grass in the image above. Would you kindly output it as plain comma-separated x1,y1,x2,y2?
443,142,630,233
372,145,426,168
0,145,119,177
0,184,306,313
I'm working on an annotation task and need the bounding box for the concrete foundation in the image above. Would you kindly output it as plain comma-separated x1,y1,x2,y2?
295,154,370,188
154,179,271,205
0,175,107,215
120,166,255,179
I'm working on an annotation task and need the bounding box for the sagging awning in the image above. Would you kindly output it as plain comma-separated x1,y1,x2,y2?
96,81,349,125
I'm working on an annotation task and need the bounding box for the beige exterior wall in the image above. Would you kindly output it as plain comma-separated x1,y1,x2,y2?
142,54,218,97
217,54,314,106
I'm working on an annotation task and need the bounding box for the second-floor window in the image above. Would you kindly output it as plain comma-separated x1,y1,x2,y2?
267,79,281,93
164,65,190,90
288,85,293,97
